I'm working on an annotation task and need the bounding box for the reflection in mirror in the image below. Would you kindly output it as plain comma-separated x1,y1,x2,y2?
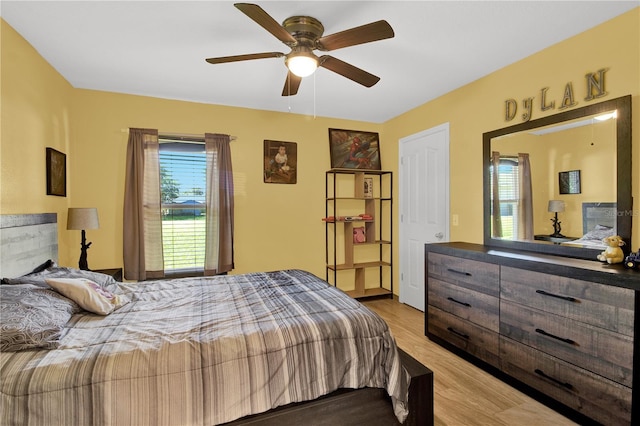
483,95,631,260
491,111,616,241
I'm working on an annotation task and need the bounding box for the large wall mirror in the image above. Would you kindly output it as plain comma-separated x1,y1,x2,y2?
483,95,631,260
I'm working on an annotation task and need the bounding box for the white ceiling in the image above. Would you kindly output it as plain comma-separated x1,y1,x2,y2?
2,1,638,123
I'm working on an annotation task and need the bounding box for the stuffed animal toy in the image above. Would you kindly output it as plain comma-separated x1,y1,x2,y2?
597,235,625,264
353,227,366,244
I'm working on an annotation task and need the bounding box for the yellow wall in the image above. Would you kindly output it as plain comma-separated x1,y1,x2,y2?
2,8,639,294
68,89,381,277
384,8,639,275
0,19,75,257
1,19,380,279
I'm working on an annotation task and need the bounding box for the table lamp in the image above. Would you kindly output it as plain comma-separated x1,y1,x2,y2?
548,200,565,238
67,208,99,270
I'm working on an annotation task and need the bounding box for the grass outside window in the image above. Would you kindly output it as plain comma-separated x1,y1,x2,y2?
162,216,206,271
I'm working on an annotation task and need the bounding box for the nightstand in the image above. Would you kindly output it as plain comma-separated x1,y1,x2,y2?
533,235,578,244
92,268,123,282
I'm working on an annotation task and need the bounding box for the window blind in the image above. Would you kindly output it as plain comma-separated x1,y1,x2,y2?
491,158,519,238
159,140,207,273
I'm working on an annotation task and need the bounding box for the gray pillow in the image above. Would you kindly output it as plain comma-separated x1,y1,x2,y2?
0,284,79,352
2,265,117,290
30,259,57,274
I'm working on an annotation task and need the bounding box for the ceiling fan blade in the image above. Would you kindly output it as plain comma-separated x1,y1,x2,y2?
317,20,394,51
319,55,380,87
282,71,302,96
234,3,297,45
205,52,284,64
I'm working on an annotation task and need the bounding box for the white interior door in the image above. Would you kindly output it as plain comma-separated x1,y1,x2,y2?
399,123,450,311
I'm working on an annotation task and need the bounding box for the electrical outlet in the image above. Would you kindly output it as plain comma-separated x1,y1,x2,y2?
452,214,459,226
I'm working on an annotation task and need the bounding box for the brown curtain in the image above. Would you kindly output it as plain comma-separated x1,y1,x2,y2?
123,128,165,281
517,153,534,240
204,133,234,275
491,151,503,238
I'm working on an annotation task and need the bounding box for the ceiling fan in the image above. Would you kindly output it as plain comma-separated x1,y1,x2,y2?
205,3,395,96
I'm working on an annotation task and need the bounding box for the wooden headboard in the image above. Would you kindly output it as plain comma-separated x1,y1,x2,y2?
582,202,616,235
0,213,58,278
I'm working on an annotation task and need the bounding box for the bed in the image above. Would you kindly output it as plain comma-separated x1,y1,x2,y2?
0,213,433,426
562,202,617,249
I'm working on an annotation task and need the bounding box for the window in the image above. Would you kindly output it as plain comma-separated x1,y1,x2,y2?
159,139,206,273
124,129,233,281
490,157,519,239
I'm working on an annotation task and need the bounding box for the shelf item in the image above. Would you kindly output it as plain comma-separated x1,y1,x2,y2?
325,170,392,299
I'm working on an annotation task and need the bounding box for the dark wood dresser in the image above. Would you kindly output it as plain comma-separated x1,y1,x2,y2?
425,242,640,425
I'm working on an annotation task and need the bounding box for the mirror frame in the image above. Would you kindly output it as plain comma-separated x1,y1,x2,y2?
482,95,631,260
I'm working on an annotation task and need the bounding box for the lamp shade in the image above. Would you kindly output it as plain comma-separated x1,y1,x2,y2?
287,55,318,77
285,47,318,78
67,208,99,230
547,200,565,213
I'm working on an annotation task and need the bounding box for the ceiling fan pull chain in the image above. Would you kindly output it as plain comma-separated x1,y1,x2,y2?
287,74,291,112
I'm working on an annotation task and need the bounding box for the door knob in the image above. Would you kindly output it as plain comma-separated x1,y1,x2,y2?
435,232,444,239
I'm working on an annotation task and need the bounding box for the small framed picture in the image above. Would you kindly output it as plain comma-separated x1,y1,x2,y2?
559,170,581,194
363,177,373,198
46,147,66,197
263,140,297,184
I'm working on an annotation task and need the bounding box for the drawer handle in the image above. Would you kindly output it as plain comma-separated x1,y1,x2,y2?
447,297,471,307
535,328,577,346
535,289,578,303
534,369,574,391
447,327,469,340
447,268,472,277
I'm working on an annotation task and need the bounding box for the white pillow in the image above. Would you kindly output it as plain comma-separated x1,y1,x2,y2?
45,278,129,315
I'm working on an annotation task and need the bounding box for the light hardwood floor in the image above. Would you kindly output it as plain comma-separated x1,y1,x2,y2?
363,298,578,426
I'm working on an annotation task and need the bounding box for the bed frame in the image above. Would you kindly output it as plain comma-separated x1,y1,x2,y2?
0,213,434,425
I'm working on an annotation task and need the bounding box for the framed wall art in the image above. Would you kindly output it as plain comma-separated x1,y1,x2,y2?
46,147,66,197
328,128,381,170
559,170,581,194
263,140,297,184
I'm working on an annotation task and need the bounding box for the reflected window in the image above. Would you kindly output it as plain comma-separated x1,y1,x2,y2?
490,157,519,238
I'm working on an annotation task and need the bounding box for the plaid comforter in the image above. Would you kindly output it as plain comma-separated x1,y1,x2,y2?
1,270,409,425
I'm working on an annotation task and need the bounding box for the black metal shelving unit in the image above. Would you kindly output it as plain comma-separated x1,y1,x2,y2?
325,169,393,299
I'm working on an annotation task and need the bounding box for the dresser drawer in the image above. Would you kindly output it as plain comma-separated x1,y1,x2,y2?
427,253,499,297
501,300,633,387
501,266,634,336
428,278,499,331
428,306,500,367
501,336,631,425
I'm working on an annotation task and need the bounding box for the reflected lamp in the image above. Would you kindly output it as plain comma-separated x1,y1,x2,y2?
547,200,565,238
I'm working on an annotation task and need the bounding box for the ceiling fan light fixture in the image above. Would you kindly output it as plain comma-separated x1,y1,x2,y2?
206,4,395,94
286,50,318,77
